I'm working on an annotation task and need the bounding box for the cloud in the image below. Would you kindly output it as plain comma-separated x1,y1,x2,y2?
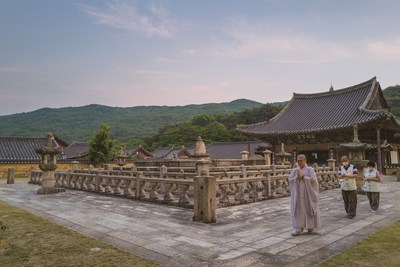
367,38,400,60
0,66,26,73
155,57,182,63
116,67,176,76
130,69,175,76
78,2,177,38
210,18,355,64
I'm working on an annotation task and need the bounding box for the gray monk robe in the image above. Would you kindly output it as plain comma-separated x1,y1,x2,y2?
288,165,321,229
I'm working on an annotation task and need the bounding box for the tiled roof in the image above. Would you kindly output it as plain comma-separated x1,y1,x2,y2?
206,141,269,159
0,137,64,162
237,77,398,136
63,142,89,159
152,147,173,158
151,146,192,159
124,146,153,158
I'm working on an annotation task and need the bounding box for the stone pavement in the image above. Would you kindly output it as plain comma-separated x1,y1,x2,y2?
1,176,400,267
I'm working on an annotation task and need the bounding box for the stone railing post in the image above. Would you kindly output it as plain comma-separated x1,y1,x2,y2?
196,159,210,176
262,171,272,198
240,164,247,178
203,175,216,223
136,172,146,199
397,168,400,182
193,174,204,222
130,165,137,176
95,173,100,192
160,165,167,193
7,168,15,184
27,165,34,180
263,150,272,166
193,171,216,223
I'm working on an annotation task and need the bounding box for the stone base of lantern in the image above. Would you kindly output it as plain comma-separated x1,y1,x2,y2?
37,187,66,194
37,171,65,194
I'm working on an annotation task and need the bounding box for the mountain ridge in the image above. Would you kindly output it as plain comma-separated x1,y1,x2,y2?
0,98,263,142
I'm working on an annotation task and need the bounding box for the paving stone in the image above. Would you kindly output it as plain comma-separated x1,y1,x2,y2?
216,246,258,260
258,241,297,255
1,175,400,266
248,236,286,249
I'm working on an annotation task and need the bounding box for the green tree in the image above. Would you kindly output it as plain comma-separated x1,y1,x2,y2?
383,85,400,116
144,103,284,150
88,124,118,165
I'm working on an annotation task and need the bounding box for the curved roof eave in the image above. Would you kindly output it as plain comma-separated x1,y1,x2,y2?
237,111,390,137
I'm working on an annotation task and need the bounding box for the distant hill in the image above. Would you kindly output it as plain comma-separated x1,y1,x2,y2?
0,99,262,143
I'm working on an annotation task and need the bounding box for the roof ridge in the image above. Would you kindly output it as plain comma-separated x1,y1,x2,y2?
208,140,266,145
0,136,47,140
293,77,376,99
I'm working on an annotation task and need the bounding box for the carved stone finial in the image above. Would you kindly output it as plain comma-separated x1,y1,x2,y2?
47,132,54,146
195,136,206,155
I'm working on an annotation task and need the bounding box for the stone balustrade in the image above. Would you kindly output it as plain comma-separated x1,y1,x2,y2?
29,164,339,223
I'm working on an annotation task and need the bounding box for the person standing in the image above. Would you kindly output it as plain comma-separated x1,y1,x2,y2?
338,156,358,219
363,161,381,212
288,154,321,236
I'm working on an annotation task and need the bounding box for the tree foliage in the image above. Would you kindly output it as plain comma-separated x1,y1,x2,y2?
88,124,118,165
145,103,284,150
383,84,400,116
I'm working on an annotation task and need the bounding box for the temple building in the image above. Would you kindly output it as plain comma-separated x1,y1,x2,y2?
237,77,400,173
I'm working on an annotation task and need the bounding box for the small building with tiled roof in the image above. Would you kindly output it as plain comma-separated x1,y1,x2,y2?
152,146,192,159
124,146,153,159
0,136,67,178
206,140,270,160
237,77,400,171
63,141,89,159
63,142,154,160
0,136,66,163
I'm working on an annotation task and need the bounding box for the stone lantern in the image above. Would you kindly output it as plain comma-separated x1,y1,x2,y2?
116,146,127,167
35,132,65,194
276,143,291,165
326,148,337,169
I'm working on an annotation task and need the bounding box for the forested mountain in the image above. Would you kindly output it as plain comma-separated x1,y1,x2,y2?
0,99,262,142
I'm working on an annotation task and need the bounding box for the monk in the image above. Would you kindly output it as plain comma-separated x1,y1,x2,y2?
288,154,321,236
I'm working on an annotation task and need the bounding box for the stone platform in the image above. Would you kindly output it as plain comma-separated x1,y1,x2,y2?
1,176,400,267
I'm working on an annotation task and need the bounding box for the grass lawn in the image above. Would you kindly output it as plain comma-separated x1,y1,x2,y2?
0,201,159,267
319,220,400,266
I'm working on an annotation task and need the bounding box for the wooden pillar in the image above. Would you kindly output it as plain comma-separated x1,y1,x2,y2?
376,128,382,173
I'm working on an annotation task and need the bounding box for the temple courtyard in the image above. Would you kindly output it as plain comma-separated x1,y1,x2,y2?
1,175,400,267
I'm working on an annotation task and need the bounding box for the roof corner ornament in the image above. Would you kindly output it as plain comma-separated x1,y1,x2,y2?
329,82,334,92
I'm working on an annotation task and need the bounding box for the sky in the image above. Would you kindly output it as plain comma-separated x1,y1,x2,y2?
1,0,400,116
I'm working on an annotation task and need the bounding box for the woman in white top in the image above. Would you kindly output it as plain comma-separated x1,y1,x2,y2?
363,161,381,212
